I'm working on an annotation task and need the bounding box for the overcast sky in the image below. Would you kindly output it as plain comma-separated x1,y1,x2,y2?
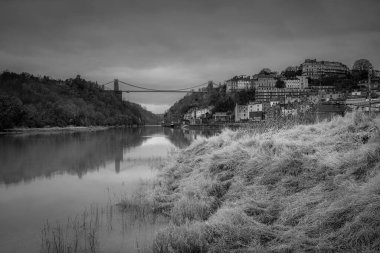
1,0,379,113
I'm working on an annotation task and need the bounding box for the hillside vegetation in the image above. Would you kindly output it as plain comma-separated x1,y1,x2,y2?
0,71,160,130
125,112,380,252
164,85,255,121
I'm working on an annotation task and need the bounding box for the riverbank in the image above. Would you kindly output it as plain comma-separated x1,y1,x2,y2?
0,126,112,135
0,125,150,135
121,112,380,252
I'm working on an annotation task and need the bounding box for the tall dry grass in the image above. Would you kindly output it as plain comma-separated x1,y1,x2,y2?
124,112,380,252
40,205,102,253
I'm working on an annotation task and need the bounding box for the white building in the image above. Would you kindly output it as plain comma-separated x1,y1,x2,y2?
284,76,308,89
248,102,263,112
226,75,254,93
254,76,277,89
301,59,349,79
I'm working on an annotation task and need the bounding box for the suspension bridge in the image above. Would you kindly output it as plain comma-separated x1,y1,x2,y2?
100,79,212,94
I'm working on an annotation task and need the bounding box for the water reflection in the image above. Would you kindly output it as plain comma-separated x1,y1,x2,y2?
0,126,220,253
0,127,218,185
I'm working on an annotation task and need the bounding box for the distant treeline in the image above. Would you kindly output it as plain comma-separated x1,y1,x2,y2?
0,71,160,130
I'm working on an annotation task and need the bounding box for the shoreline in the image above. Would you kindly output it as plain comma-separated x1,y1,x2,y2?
0,124,166,136
0,126,115,135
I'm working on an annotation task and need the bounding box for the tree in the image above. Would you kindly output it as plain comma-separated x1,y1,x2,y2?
284,71,295,79
0,71,155,128
236,90,255,104
275,80,285,88
213,97,235,113
0,95,24,130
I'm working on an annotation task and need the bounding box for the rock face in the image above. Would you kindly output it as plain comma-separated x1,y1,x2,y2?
352,59,373,71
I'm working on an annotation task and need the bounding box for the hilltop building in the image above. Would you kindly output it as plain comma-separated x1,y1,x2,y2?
301,59,349,79
226,75,254,93
284,76,309,89
254,76,277,89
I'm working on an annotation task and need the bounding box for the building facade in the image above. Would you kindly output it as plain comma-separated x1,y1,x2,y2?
248,102,263,112
255,88,310,103
234,104,249,122
301,59,349,79
284,76,309,89
254,76,277,89
226,75,254,93
248,102,264,121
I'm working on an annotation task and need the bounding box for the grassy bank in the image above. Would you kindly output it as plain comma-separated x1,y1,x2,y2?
122,112,380,252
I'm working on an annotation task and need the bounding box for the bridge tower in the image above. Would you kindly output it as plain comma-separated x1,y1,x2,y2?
113,79,122,100
114,79,119,91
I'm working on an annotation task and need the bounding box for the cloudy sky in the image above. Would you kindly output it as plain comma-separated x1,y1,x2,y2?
1,0,379,113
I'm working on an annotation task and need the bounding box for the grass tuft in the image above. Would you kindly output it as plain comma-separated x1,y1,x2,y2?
128,112,380,252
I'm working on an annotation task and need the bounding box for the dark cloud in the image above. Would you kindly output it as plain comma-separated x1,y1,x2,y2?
1,0,380,112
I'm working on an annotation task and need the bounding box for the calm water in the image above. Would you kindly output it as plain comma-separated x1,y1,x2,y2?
0,126,219,253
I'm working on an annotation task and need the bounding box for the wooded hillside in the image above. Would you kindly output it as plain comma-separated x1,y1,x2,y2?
0,71,160,130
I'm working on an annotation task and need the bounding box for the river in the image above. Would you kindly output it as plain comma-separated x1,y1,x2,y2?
0,126,219,253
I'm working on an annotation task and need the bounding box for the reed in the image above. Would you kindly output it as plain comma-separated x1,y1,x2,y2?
40,205,102,253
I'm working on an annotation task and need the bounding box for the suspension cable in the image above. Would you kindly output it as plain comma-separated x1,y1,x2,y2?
118,80,210,92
